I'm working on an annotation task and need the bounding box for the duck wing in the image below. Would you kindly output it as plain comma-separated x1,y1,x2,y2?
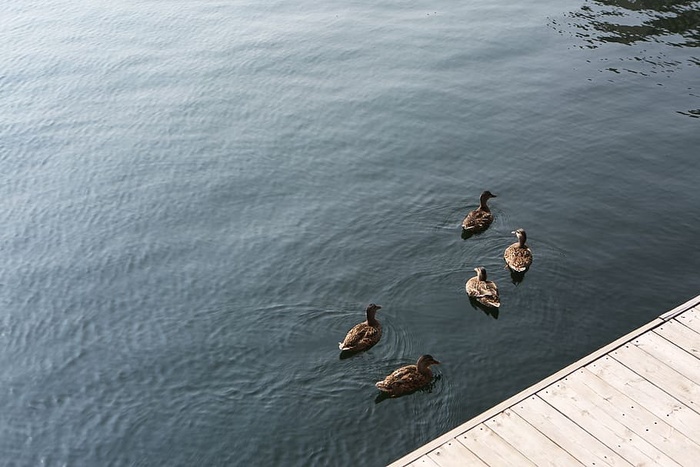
375,365,429,395
504,243,532,272
467,278,500,308
465,276,480,296
339,322,382,351
478,280,500,308
462,208,494,232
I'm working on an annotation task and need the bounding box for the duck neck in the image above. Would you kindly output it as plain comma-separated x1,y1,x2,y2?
479,197,490,211
518,232,527,248
366,309,379,326
417,361,433,376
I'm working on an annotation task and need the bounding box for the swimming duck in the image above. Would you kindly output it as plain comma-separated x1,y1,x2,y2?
338,303,382,353
466,267,500,308
462,190,497,233
375,354,440,397
504,229,532,273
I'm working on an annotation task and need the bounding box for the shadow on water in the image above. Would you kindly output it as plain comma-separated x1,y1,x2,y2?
374,375,443,404
468,297,500,319
461,227,493,240
460,229,474,240
339,349,360,360
508,268,528,285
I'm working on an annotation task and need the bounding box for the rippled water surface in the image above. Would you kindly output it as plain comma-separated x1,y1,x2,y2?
1,0,699,465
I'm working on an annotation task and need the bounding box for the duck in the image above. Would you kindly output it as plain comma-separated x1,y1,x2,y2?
462,190,497,233
466,267,500,308
375,354,440,397
338,303,382,353
504,229,533,272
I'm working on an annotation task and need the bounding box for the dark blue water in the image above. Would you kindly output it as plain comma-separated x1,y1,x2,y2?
1,0,698,465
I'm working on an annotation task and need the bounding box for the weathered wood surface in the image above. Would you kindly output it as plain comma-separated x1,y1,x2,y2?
388,296,700,467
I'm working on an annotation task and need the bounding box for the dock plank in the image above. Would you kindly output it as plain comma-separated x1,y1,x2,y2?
485,409,583,466
407,456,441,467
539,375,682,466
426,440,487,467
576,367,700,465
457,423,537,466
512,395,631,466
676,305,700,333
586,355,700,439
654,319,700,359
611,343,700,416
631,331,700,385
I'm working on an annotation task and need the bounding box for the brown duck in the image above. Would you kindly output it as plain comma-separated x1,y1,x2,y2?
375,355,440,397
462,190,497,233
338,303,382,353
504,229,533,272
466,267,500,308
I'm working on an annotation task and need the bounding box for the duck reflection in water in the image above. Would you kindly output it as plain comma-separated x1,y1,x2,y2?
508,269,527,285
461,228,474,240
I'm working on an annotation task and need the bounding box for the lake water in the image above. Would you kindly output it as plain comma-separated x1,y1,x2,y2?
1,0,699,465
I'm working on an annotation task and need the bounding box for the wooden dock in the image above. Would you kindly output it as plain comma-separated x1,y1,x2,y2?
388,295,700,467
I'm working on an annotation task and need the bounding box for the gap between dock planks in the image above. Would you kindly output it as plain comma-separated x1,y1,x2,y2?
388,295,700,466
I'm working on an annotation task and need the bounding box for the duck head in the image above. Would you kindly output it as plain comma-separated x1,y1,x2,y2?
366,303,382,322
512,229,527,246
416,354,441,372
479,190,496,209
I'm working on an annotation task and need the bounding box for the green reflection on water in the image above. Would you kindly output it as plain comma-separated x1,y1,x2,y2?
569,0,700,47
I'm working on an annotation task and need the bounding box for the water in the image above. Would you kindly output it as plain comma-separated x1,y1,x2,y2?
1,0,698,465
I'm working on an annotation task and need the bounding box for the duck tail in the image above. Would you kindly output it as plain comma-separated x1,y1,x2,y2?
375,381,388,391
